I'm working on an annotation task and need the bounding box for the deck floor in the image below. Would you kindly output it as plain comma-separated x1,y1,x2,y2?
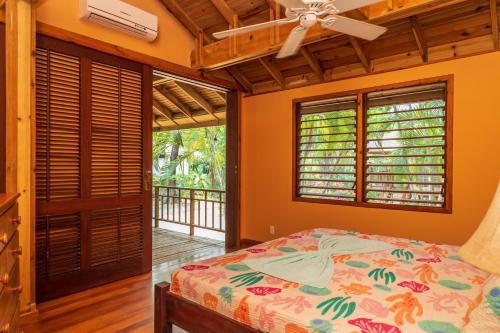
153,227,225,268
21,229,227,333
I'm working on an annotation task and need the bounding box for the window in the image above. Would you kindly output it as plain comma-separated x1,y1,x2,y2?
293,77,452,213
295,96,358,201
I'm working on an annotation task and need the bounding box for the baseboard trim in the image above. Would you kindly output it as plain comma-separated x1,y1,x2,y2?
20,302,38,319
239,238,262,248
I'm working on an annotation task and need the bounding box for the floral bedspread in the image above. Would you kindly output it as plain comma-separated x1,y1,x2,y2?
170,228,490,333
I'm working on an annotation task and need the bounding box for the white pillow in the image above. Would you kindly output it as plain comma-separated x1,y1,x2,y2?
462,274,500,333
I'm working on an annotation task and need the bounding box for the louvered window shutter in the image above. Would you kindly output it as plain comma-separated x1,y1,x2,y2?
364,83,448,208
296,96,358,201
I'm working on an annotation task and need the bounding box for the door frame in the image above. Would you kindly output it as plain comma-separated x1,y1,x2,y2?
150,70,241,249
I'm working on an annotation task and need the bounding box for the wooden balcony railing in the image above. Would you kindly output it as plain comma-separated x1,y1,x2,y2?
153,185,225,235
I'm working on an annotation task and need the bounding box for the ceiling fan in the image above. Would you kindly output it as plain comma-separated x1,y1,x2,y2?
213,0,387,59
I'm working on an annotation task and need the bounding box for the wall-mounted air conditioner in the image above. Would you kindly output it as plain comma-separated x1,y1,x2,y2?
80,0,158,42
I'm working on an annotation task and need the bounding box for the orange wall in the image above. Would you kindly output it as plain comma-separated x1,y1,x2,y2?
36,0,195,67
241,51,500,246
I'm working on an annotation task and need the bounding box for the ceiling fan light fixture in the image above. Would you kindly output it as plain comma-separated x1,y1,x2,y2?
213,0,387,59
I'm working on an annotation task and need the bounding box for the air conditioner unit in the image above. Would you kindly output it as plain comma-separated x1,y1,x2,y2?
80,0,158,42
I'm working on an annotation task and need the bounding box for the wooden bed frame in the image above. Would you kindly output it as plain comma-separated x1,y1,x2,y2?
155,282,260,333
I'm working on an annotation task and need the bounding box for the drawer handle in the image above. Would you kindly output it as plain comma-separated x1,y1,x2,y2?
0,233,7,244
11,247,22,256
11,215,21,225
0,272,8,285
0,323,9,333
8,286,22,294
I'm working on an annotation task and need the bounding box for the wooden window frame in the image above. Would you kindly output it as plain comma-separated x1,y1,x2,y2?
292,75,453,214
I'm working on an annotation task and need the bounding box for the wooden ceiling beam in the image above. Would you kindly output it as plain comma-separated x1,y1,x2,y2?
157,86,199,123
153,78,172,87
258,57,285,88
210,0,243,27
225,67,253,93
215,91,226,101
158,0,211,44
349,36,371,73
173,81,219,120
195,0,470,70
410,16,428,62
300,46,324,81
154,118,227,132
153,116,165,128
153,99,179,125
491,0,499,49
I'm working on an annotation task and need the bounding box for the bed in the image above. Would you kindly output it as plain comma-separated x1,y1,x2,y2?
154,228,491,333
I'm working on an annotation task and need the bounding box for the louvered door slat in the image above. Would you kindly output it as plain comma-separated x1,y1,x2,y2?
120,69,143,195
35,212,81,280
90,208,120,267
35,49,81,201
91,62,120,197
36,49,49,201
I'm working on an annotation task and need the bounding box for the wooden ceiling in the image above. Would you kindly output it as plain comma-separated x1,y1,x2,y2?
159,0,500,95
153,74,226,131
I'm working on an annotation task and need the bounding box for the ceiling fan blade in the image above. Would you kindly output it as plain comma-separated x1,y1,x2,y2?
275,0,306,9
331,0,385,14
277,26,308,59
213,19,293,39
322,15,387,41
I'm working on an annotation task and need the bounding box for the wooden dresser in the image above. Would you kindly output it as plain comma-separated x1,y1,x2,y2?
0,194,21,333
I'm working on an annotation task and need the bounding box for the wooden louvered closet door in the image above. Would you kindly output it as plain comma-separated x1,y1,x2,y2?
35,36,152,302
0,23,6,192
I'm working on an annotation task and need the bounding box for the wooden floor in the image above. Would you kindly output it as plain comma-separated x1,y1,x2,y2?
21,229,227,333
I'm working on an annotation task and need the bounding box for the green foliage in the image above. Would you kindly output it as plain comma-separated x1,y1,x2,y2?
153,126,226,189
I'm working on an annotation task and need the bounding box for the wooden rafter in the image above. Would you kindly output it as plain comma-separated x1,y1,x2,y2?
153,78,171,87
153,98,178,125
210,0,243,26
154,118,226,131
215,91,226,101
158,0,211,44
195,0,471,70
410,16,428,62
154,118,164,128
491,0,499,49
349,36,371,73
347,9,369,20
258,57,285,88
300,47,324,81
173,81,219,120
157,86,198,123
226,67,253,93
0,0,5,9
